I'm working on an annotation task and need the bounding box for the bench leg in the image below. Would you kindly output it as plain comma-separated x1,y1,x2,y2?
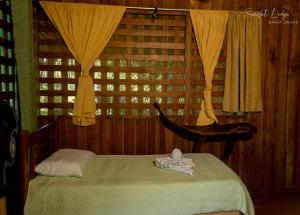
192,137,206,153
223,141,235,160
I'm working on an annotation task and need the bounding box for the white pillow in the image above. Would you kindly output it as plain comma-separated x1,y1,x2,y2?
35,149,95,177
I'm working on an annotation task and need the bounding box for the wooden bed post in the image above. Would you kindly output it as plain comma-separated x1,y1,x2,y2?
19,130,29,212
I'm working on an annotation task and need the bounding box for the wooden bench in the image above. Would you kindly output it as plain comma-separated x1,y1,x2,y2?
153,103,256,159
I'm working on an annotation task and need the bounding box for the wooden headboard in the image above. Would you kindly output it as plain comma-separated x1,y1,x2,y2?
19,122,56,210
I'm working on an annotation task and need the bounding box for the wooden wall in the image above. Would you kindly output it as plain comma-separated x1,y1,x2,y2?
37,0,300,192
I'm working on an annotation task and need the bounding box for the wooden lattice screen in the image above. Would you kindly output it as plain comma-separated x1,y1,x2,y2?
36,7,232,120
0,0,15,107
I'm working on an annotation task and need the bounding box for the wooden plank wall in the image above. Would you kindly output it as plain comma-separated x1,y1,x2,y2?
37,0,300,192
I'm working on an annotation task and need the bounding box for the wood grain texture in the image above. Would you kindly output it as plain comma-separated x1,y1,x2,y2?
36,0,300,192
252,190,300,215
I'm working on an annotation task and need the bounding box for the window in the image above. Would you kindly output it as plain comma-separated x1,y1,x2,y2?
36,8,229,119
0,1,15,107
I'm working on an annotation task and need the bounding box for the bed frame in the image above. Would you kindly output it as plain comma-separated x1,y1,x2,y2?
19,122,56,211
19,122,242,215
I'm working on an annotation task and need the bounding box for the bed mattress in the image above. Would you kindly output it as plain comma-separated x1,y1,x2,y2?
24,153,254,215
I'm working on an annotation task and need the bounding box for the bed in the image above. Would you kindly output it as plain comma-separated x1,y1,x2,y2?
20,122,255,215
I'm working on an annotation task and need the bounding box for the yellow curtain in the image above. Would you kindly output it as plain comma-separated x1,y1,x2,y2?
40,1,125,126
190,10,229,126
223,12,263,112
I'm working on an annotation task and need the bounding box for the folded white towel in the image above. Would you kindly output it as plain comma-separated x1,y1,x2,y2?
155,149,195,175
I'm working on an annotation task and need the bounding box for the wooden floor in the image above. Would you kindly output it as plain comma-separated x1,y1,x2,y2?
252,191,300,215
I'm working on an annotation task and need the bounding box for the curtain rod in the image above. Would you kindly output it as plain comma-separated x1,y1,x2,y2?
126,6,189,12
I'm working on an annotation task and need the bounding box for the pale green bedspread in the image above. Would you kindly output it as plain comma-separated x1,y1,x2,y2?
24,153,255,215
